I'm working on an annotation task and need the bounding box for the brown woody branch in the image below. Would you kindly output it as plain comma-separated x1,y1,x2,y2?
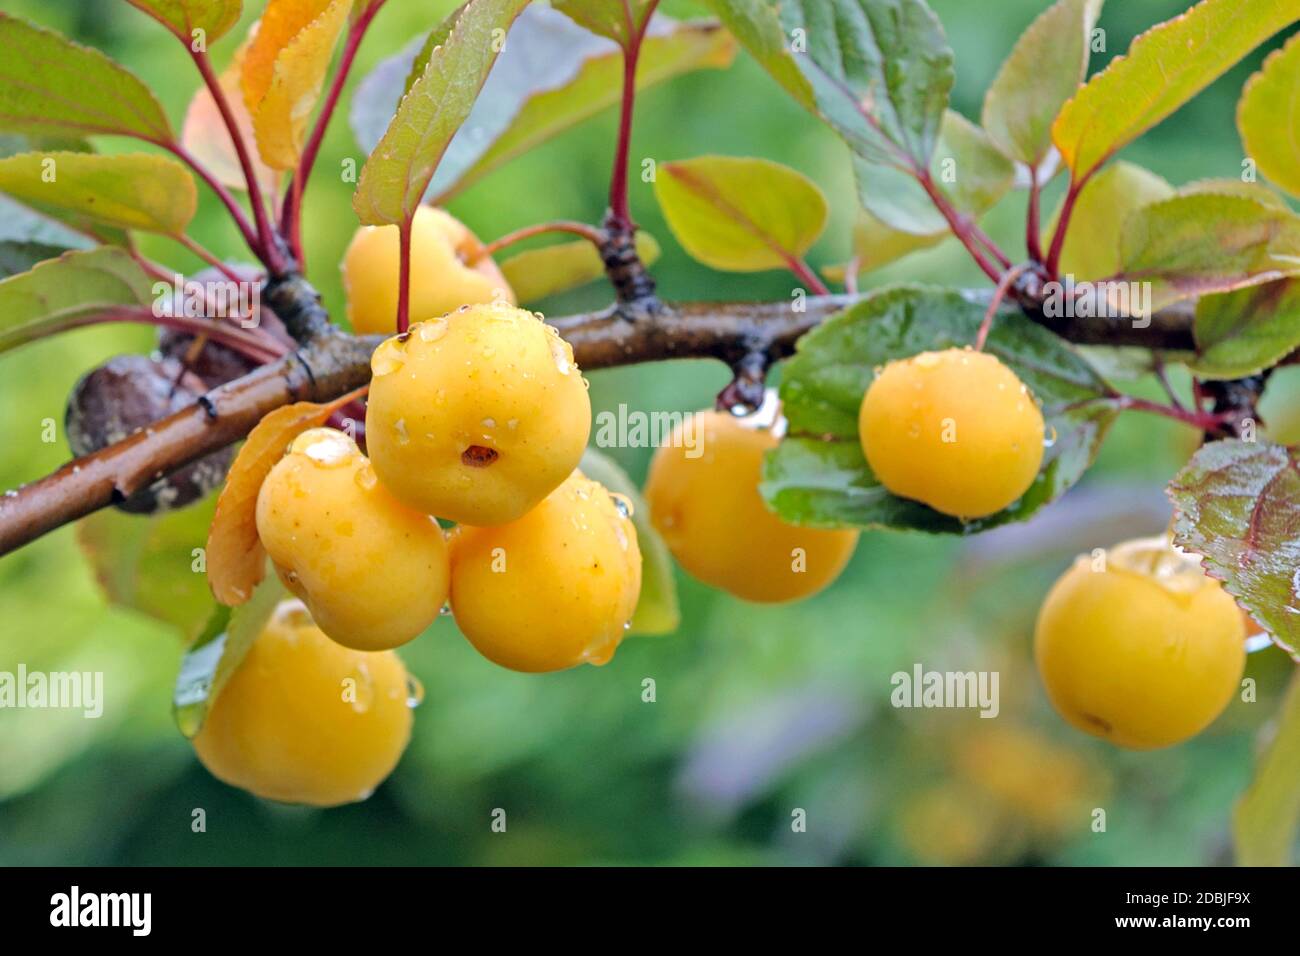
0,293,1199,558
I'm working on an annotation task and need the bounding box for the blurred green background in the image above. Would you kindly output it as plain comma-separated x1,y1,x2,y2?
1,0,1297,866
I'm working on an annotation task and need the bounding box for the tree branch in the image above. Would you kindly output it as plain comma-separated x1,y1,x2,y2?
0,293,1199,558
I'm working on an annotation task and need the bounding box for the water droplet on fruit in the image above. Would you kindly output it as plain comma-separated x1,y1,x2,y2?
609,493,634,519
1043,425,1058,448
370,338,406,376
354,462,378,491
914,352,942,370
872,364,885,378
405,675,425,708
416,317,448,343
481,417,496,430
439,601,452,617
623,621,632,632
297,428,354,467
549,337,573,375
506,418,519,430
394,417,410,446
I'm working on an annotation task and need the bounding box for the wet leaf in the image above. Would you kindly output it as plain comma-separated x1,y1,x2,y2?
1169,439,1300,659
1052,0,1300,183
352,0,530,225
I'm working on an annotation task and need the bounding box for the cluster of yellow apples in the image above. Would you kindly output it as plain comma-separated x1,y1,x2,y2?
194,210,641,806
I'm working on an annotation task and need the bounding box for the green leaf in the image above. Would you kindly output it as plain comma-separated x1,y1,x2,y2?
1052,0,1300,184
654,155,828,272
1115,193,1300,311
352,0,530,226
854,110,1014,236
824,207,947,283
579,448,679,636
1169,439,1300,659
0,14,174,143
1192,279,1300,379
1240,32,1300,200
791,0,952,168
1043,160,1173,281
0,151,196,238
1234,672,1300,866
76,493,218,641
173,574,286,738
553,0,657,46
123,0,243,45
706,0,954,170
502,231,660,304
0,247,154,353
764,285,1119,533
981,0,1103,166
352,10,735,204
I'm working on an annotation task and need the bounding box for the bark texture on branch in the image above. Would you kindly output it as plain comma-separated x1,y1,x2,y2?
0,293,1198,558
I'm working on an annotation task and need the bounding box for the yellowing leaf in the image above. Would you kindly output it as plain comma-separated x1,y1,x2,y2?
1239,32,1300,199
1043,161,1173,281
253,0,352,170
182,42,280,195
982,0,1103,166
1116,193,1300,310
353,0,530,226
241,0,335,115
0,151,196,236
654,155,827,273
1053,0,1300,183
206,399,343,606
1178,178,1291,210
0,14,173,143
124,0,243,45
502,232,660,303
